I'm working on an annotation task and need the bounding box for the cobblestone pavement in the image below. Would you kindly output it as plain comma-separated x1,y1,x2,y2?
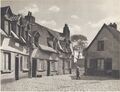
1,73,120,91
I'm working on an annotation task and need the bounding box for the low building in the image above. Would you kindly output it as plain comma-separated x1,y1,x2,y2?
1,6,73,81
84,23,120,78
0,6,30,81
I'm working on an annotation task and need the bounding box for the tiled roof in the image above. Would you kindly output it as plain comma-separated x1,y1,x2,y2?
86,24,120,51
1,6,13,16
0,29,7,36
107,25,120,43
39,44,56,53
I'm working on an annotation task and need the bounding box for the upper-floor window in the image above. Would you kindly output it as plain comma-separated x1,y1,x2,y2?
16,25,20,36
97,40,104,51
34,32,40,46
11,22,16,33
25,30,28,40
21,27,24,38
4,20,9,34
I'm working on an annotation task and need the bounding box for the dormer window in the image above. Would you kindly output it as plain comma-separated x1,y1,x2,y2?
97,40,104,51
4,20,9,34
34,32,40,46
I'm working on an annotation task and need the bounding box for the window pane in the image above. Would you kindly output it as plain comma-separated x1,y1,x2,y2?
37,59,44,70
4,21,9,34
98,41,104,51
4,53,11,70
23,56,28,69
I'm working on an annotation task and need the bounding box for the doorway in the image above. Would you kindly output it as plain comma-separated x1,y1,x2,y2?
104,58,112,75
47,61,50,76
15,56,19,80
32,58,37,77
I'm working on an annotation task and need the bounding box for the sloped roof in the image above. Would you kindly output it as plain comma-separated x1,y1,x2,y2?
86,23,120,51
39,44,56,53
0,28,7,36
34,23,60,38
107,26,120,43
1,6,13,17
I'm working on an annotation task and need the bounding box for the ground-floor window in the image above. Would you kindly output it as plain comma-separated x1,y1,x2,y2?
89,58,110,71
97,59,104,70
3,52,11,71
37,59,45,71
90,59,97,69
64,61,69,69
51,61,57,71
20,55,29,71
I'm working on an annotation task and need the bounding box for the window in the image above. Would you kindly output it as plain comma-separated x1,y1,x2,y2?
11,22,16,33
4,20,9,34
37,59,45,71
90,59,97,69
51,61,57,71
16,25,20,36
64,61,69,69
25,30,28,40
97,59,104,70
3,52,11,71
21,27,24,38
34,32,40,46
97,40,104,51
22,56,29,70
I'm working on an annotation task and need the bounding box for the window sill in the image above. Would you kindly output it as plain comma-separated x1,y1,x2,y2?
37,70,46,72
1,70,12,74
51,70,57,72
22,69,29,72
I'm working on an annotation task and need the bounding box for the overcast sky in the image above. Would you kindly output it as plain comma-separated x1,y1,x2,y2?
1,0,120,44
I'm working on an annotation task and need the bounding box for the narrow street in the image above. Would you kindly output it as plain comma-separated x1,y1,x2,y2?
1,72,120,91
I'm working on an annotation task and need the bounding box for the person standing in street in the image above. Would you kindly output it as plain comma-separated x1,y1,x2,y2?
76,66,80,80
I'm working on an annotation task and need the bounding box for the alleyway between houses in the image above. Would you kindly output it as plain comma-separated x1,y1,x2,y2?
1,70,120,91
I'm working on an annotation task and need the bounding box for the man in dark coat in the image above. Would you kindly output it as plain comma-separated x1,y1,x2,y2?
76,66,80,79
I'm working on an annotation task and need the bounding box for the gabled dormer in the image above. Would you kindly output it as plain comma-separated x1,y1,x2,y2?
1,6,13,35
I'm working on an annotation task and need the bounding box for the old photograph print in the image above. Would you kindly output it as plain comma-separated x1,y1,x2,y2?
0,0,120,91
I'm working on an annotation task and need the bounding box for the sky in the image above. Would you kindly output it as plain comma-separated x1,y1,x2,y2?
1,0,120,44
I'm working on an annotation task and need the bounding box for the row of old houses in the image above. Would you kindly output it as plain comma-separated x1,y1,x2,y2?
0,6,73,81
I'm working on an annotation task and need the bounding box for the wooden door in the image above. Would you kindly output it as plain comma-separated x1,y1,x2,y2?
15,56,19,80
47,61,50,76
32,58,37,77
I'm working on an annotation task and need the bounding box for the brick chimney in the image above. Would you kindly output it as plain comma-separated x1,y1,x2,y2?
109,22,117,29
25,11,35,23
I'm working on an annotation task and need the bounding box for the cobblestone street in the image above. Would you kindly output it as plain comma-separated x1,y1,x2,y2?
1,73,120,91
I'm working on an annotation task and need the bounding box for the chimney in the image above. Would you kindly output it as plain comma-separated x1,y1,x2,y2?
109,22,117,29
112,23,117,29
25,11,35,23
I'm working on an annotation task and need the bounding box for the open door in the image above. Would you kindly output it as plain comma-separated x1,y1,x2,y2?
15,56,19,80
32,58,37,77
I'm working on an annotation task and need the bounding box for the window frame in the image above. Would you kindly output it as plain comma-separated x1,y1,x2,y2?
1,52,11,74
4,20,9,35
37,59,45,71
97,58,104,70
97,40,104,51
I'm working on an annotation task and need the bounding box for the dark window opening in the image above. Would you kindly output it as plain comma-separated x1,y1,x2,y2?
34,33,40,46
97,40,104,51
